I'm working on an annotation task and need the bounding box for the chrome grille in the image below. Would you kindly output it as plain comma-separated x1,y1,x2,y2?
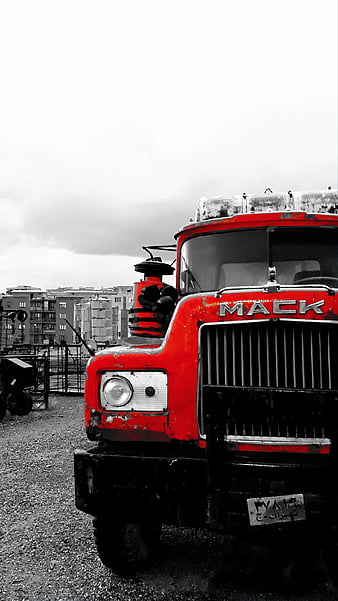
199,320,338,439
200,320,338,391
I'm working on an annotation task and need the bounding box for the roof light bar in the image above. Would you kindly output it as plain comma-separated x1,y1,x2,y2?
195,189,338,222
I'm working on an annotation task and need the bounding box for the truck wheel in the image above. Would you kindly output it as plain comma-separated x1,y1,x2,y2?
93,517,161,571
0,393,7,422
7,391,33,416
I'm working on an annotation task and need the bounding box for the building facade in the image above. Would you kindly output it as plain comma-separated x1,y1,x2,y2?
0,285,134,350
72,286,134,346
0,287,78,349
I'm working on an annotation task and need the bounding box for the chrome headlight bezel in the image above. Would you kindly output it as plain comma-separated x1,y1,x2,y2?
99,371,167,412
101,375,133,408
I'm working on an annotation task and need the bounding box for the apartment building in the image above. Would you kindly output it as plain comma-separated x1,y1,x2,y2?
0,286,78,349
72,286,134,345
0,285,134,350
74,297,119,345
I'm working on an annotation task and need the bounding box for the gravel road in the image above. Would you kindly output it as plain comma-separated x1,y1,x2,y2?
1,395,337,601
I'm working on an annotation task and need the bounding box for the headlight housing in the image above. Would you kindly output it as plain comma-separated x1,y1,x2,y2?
100,371,167,411
102,376,133,408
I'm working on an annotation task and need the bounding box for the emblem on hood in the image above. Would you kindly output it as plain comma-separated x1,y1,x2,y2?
219,299,325,317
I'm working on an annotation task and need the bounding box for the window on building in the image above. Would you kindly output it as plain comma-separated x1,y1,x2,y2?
115,297,121,302
59,302,67,308
60,313,66,319
19,301,26,308
59,335,66,342
59,324,66,330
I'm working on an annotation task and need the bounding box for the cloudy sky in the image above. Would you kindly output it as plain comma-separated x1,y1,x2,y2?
0,0,336,293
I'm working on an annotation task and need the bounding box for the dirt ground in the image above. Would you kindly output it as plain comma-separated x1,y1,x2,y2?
0,395,337,601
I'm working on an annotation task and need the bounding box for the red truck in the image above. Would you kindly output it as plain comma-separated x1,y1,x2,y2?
75,189,338,576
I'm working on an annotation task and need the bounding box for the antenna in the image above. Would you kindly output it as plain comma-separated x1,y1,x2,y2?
64,319,96,356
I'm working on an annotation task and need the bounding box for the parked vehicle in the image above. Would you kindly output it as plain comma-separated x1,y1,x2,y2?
75,189,338,575
0,356,34,421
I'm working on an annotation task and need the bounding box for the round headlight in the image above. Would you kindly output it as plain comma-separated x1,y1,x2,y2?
102,376,133,408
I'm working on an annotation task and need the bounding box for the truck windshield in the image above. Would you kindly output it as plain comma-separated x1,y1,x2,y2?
179,227,338,294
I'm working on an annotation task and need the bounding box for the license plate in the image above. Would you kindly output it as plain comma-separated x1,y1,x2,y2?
247,493,306,526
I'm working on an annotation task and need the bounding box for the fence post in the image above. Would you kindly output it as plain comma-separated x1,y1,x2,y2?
44,350,50,409
64,343,69,393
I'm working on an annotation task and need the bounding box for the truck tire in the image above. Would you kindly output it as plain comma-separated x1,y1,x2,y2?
93,517,162,571
0,393,7,422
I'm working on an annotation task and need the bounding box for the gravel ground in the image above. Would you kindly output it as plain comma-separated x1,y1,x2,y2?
1,395,337,601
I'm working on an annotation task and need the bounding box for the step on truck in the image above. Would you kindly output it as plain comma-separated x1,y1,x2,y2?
74,188,338,575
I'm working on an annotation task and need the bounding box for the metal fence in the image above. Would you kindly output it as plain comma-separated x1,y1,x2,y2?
0,344,90,407
48,344,89,394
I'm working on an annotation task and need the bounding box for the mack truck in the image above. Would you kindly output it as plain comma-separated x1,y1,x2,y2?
75,188,338,577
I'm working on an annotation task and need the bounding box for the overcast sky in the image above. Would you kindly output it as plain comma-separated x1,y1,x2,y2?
0,0,336,293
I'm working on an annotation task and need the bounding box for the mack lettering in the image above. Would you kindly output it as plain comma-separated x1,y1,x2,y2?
220,299,325,317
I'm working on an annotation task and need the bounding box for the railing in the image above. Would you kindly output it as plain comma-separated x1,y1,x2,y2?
48,344,89,394
0,343,91,399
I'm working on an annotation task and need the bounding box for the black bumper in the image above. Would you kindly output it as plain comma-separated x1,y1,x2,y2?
74,447,337,531
74,447,207,526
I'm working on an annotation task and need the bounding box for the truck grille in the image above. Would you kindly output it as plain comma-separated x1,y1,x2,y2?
199,320,338,439
200,320,338,391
